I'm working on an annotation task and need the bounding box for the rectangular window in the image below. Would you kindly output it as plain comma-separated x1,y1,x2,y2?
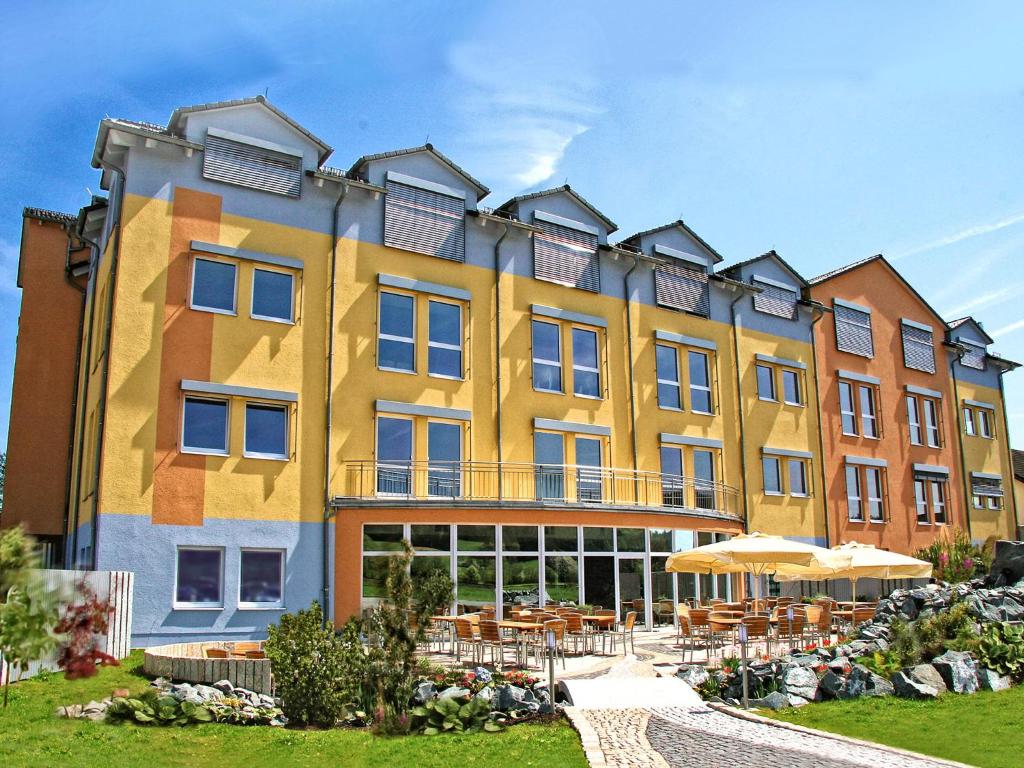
693,449,716,510
533,216,600,292
175,547,223,607
239,549,284,607
689,351,713,413
762,456,782,495
427,421,462,498
654,261,710,316
914,479,929,524
384,178,465,262
961,341,986,370
907,396,922,445
923,399,941,447
660,446,684,506
834,303,874,357
203,132,302,197
753,278,798,319
378,292,415,372
572,328,601,398
859,385,878,438
428,300,463,379
931,481,947,524
376,416,413,494
789,460,808,497
182,397,229,455
901,321,936,373
971,475,1004,508
846,465,863,521
839,381,857,435
978,409,993,438
534,432,565,500
782,369,802,405
866,467,885,522
532,320,562,393
756,364,776,401
575,436,603,502
191,258,237,314
656,344,682,409
251,268,295,323
964,407,975,436
244,403,289,459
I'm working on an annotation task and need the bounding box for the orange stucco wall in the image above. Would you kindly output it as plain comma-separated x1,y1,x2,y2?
4,216,85,538
811,259,964,554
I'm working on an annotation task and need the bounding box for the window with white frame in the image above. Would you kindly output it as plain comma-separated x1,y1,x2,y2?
572,328,601,398
378,291,415,372
376,416,413,494
244,403,289,459
251,268,294,323
427,421,462,498
931,480,947,524
782,369,802,405
191,258,237,314
756,364,776,401
182,397,229,455
575,436,603,502
846,465,863,521
978,409,993,438
532,320,562,393
971,474,1003,509
789,459,809,496
534,431,565,500
963,403,995,439
914,479,930,524
656,344,682,409
907,396,922,445
865,467,885,522
689,351,713,413
923,398,941,447
763,456,782,494
860,385,878,438
175,547,223,607
239,549,284,607
839,381,858,435
659,446,684,506
693,449,716,510
428,300,463,379
964,407,976,436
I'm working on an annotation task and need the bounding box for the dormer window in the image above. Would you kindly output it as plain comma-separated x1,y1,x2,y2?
960,339,986,370
202,128,302,197
901,319,936,373
653,245,709,317
384,171,466,262
752,275,798,319
532,211,600,293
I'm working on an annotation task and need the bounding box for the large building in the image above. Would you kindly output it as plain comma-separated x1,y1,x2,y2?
3,96,1018,645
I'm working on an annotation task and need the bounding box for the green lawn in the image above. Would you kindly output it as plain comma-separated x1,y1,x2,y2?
766,686,1024,768
0,652,586,768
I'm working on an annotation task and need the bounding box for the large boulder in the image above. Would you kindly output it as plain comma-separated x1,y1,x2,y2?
931,651,979,694
412,681,437,705
978,668,1012,692
989,540,1024,587
839,664,893,699
676,665,709,689
907,664,948,695
752,691,790,710
819,671,845,699
781,666,819,700
892,671,939,699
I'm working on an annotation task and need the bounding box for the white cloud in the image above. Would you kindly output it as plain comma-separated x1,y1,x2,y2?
943,284,1021,318
891,210,1024,260
992,318,1024,338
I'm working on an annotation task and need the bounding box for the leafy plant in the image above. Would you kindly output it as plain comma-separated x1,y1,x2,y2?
720,655,741,674
410,694,502,735
854,650,904,678
695,675,723,700
413,569,454,618
55,580,119,679
975,622,1024,679
915,529,990,584
106,690,214,726
914,602,978,660
887,617,922,668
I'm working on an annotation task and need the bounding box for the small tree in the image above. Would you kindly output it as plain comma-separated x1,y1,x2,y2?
55,580,119,679
413,569,454,617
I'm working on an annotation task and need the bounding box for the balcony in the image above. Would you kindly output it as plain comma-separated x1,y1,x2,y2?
334,460,742,521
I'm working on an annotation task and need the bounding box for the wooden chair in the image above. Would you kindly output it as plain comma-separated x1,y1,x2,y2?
532,619,567,668
607,611,638,656
653,599,675,626
454,618,480,665
740,614,772,657
204,648,228,659
707,611,740,657
774,608,806,652
802,604,823,645
245,650,266,659
563,612,592,655
686,608,711,644
631,598,646,617
479,620,516,669
675,608,701,663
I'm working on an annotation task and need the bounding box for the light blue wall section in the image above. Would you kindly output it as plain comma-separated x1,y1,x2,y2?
95,514,325,646
633,226,717,271
726,257,816,344
508,191,612,244
360,152,482,208
949,323,1003,389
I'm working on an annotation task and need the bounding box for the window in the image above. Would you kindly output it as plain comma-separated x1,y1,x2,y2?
182,397,229,455
427,421,462,497
191,258,237,314
839,382,857,435
846,465,863,521
971,474,1004,509
575,436,603,502
654,261,709,316
756,364,776,401
859,385,878,438
834,302,874,357
656,344,682,409
763,456,782,495
914,480,929,524
964,407,975,436
782,370,802,405
960,341,986,370
689,351,713,413
376,417,413,494
572,328,601,398
378,292,415,372
175,547,223,607
901,320,936,373
239,549,284,607
978,409,993,438
753,278,798,319
428,300,463,379
923,399,941,447
532,320,562,393
533,215,599,292
244,403,288,459
660,446,684,506
203,131,302,197
907,396,922,445
384,178,465,262
534,432,565,500
789,460,808,496
865,467,885,522
693,449,716,510
931,481,946,524
251,268,294,323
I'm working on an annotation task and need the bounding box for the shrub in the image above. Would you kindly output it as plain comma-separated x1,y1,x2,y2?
914,602,978,659
107,691,214,726
413,569,454,617
410,694,501,735
887,617,921,667
915,529,990,584
264,602,352,727
56,580,119,679
855,650,904,678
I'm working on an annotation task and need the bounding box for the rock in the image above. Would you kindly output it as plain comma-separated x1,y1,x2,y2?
786,654,819,667
787,694,810,707
412,681,436,704
840,664,892,699
213,679,234,694
81,700,109,721
827,658,852,676
474,686,495,704
493,684,536,712
676,665,709,689
819,671,845,699
781,666,819,700
193,684,224,702
990,540,1024,587
438,686,471,702
906,664,948,695
978,668,1012,692
932,651,979,694
893,671,939,699
752,691,790,710
55,704,83,719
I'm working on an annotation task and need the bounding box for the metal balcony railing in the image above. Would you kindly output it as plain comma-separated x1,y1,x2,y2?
336,460,742,519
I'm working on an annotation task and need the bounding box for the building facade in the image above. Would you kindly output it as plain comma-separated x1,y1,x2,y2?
4,96,1017,645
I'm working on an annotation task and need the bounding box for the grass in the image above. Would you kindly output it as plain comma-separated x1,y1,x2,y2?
765,686,1024,768
0,652,587,768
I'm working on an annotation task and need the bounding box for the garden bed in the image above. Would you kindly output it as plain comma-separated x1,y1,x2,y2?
142,642,273,695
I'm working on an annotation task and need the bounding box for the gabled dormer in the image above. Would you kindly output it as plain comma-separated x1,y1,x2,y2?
496,186,616,294
721,250,808,321
349,144,489,263
948,316,994,371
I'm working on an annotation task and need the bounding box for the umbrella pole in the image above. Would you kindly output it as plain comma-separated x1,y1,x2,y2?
850,577,858,637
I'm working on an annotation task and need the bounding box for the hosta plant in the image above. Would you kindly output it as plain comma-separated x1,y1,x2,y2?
975,622,1024,680
410,694,502,735
107,691,214,726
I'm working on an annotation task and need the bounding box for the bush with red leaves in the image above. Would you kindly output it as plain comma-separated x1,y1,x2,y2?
55,581,120,679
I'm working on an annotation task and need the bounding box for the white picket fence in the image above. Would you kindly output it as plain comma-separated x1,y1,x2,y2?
0,569,134,685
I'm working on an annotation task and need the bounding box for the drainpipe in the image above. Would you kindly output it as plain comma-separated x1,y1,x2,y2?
61,232,88,566
808,302,832,548
996,366,1018,538
622,254,641,486
492,221,509,497
323,180,349,627
949,353,974,541
728,289,751,533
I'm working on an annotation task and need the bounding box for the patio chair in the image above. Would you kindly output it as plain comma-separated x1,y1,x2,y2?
631,599,646,617
675,609,701,664
707,611,740,657
564,612,592,655
204,648,228,659
423,617,450,652
774,609,806,653
479,620,516,670
245,650,266,659
740,614,772,658
454,618,480,665
606,611,638,656
802,605,824,645
653,599,675,626
532,619,567,668
686,608,711,645
675,603,691,644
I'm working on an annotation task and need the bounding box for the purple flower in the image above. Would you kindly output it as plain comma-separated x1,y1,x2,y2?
939,552,949,564
963,557,974,570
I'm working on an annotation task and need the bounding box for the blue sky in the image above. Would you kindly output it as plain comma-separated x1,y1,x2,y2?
1,1,1023,448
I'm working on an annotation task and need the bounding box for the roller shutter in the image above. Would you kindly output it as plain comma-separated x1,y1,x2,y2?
384,180,465,262
834,304,874,357
202,133,302,197
971,475,1003,497
753,279,798,319
902,322,936,373
533,218,600,292
655,262,710,316
960,341,986,370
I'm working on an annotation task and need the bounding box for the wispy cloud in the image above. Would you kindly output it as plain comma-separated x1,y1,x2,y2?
891,210,1024,260
943,284,1022,318
992,318,1024,338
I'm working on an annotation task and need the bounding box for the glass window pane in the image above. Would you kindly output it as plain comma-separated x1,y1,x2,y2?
618,558,645,619
651,555,672,603
502,526,539,552
380,292,414,337
660,446,684,506
658,381,682,410
545,556,578,603
244,403,288,458
428,301,461,346
535,432,565,499
363,524,404,552
846,466,863,520
617,527,645,552
191,259,236,313
840,382,857,435
693,449,715,509
782,370,801,404
756,365,775,399
428,346,462,379
411,524,450,552
572,328,600,398
656,345,681,409
240,550,283,604
183,398,228,453
176,548,222,605
503,556,540,607
544,526,578,552
575,437,603,502
427,421,462,497
457,525,495,552
252,269,293,321
457,556,496,610
377,417,412,494
362,555,390,598
649,529,674,552
411,556,450,584
583,527,613,552
379,338,415,372
789,460,807,496
532,320,560,362
763,457,781,494
584,556,615,608
689,351,709,387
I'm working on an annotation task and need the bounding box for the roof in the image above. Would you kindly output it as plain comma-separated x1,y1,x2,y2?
23,207,77,225
1013,449,1024,482
619,219,723,263
807,254,880,285
947,316,995,345
348,143,490,198
168,96,333,163
496,184,617,233
720,250,808,286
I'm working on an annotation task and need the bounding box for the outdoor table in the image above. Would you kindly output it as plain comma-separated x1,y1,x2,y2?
498,620,544,667
581,615,615,627
430,615,461,655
